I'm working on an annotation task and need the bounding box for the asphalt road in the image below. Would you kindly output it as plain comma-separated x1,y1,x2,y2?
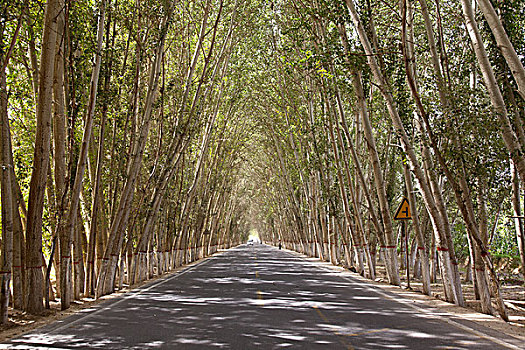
1,244,523,349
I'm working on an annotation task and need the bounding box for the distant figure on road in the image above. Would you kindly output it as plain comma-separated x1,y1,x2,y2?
278,241,282,250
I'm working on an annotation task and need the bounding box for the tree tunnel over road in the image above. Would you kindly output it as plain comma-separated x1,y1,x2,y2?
1,0,525,344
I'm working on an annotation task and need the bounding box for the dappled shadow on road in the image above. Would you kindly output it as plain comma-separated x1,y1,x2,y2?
2,245,507,349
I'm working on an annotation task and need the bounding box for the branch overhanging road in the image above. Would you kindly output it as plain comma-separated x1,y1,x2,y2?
1,245,522,349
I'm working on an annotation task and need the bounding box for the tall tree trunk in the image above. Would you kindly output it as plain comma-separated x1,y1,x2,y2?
3,53,25,308
461,0,525,186
11,175,25,309
401,0,464,306
87,4,115,296
339,24,398,281
25,0,60,314
51,0,70,311
0,53,14,324
476,0,525,101
96,11,170,297
403,164,431,295
511,163,525,279
60,0,106,309
325,92,365,275
339,28,399,283
345,0,458,303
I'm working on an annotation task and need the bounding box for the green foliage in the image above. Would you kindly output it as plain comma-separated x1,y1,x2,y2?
491,219,520,257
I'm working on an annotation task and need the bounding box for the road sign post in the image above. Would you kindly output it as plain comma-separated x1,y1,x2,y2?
402,221,410,289
394,198,412,289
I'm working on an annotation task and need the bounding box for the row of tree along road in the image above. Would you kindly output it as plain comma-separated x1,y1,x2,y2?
250,0,525,323
0,0,524,327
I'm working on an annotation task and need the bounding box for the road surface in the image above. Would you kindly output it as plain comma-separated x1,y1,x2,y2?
1,244,522,349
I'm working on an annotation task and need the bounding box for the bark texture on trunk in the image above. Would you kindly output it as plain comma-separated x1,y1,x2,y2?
345,0,457,300
96,10,171,297
0,58,14,324
461,0,525,185
25,0,60,314
476,0,525,101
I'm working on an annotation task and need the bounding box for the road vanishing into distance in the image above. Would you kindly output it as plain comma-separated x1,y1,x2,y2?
1,244,522,349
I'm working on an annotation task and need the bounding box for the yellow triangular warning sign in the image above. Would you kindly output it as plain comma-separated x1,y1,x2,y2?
394,198,412,220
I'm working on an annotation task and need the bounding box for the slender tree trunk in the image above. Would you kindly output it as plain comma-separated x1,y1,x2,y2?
401,0,464,305
476,0,525,101
475,180,493,314
345,0,458,303
461,0,525,187
325,93,364,275
96,12,170,297
52,0,71,311
403,164,431,295
61,0,106,308
87,5,115,296
339,28,398,283
12,178,24,309
0,55,14,324
511,163,525,279
4,61,25,309
25,0,60,314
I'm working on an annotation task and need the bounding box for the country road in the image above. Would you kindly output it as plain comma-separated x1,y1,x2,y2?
1,244,522,349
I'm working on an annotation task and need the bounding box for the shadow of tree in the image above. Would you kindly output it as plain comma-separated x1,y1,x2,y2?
1,245,510,349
